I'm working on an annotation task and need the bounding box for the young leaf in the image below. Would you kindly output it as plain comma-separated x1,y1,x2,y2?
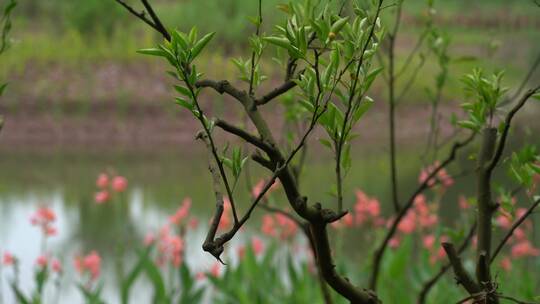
137,48,167,58
191,32,216,59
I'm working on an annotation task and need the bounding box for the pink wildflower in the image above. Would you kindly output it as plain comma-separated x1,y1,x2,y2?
397,212,416,234
96,173,109,188
251,179,280,198
74,251,101,281
188,218,199,229
36,255,48,268
94,191,110,204
111,176,128,192
252,237,264,256
500,257,512,272
210,263,221,277
275,213,297,239
144,232,156,246
169,198,192,225
51,258,62,273
511,241,540,258
458,196,470,209
261,215,276,237
3,252,15,266
423,234,436,249
496,214,512,229
30,207,57,237
389,237,400,248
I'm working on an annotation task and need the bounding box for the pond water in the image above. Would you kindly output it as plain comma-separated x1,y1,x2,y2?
0,135,533,303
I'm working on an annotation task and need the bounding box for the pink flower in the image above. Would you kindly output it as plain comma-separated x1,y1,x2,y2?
418,167,436,186
252,180,265,198
36,255,48,268
512,228,526,241
437,168,454,187
156,227,184,268
94,191,110,204
111,176,128,192
354,190,381,225
511,241,540,258
169,198,192,225
496,214,512,229
188,218,199,229
430,246,447,265
3,252,15,266
196,272,206,281
144,233,156,246
252,237,264,256
96,173,109,188
30,207,57,237
389,237,400,248
515,208,527,219
500,257,512,272
74,251,101,281
342,213,354,227
261,215,276,237
217,198,232,230
275,213,297,239
251,179,280,198
210,262,221,277
423,235,436,249
51,258,62,273
458,196,470,209
45,226,58,236
237,245,246,259
397,212,416,234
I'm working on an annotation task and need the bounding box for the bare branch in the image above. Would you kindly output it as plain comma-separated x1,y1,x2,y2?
114,0,170,41
255,80,298,105
195,79,246,102
442,242,482,296
140,0,170,41
214,119,276,156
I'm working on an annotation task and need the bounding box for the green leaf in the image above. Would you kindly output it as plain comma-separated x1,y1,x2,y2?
457,120,478,131
191,32,216,59
532,93,540,101
263,36,292,50
188,27,198,45
319,138,333,149
142,255,168,303
352,97,374,123
171,30,189,51
174,85,192,98
121,248,152,304
137,48,167,57
10,283,30,304
175,97,193,111
0,83,7,96
330,16,349,35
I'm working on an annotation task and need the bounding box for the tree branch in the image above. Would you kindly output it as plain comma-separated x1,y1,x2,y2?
214,119,277,157
195,79,246,102
442,242,482,296
255,80,297,105
114,0,171,41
